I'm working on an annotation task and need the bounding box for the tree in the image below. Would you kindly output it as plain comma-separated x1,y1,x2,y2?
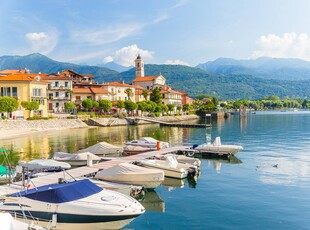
212,96,219,106
145,100,157,112
137,101,148,116
125,88,133,101
98,99,112,113
167,104,175,114
177,105,182,112
142,89,149,100
0,97,19,115
82,98,94,111
116,100,125,110
150,87,162,105
124,100,137,116
21,101,39,116
64,102,75,110
92,101,99,108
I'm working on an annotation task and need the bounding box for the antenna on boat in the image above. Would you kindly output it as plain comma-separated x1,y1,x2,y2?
205,114,212,144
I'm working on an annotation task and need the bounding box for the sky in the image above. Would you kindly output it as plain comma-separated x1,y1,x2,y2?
1,0,310,67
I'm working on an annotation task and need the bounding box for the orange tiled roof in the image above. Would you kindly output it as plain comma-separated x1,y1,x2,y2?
82,74,95,79
0,73,49,83
132,76,157,82
102,82,134,87
90,87,109,94
161,88,183,95
0,69,28,75
72,88,92,94
133,85,145,89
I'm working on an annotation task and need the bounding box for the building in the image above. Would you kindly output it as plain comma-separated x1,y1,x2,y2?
0,73,49,118
132,55,183,106
72,87,109,108
102,81,136,102
42,74,72,112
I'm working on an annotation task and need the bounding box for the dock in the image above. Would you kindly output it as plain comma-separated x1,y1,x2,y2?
13,146,194,188
135,117,211,128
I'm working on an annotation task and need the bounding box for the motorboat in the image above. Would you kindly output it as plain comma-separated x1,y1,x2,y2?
165,154,201,168
0,179,145,227
136,155,196,179
78,142,123,156
195,137,243,156
52,152,101,167
125,137,169,149
19,159,71,172
122,145,156,156
0,212,46,230
95,163,164,189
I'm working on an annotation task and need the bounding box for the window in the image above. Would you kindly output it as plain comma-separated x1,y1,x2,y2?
55,82,59,87
32,88,42,97
87,96,92,99
56,102,59,107
65,92,70,98
55,92,59,97
65,82,68,87
1,87,11,96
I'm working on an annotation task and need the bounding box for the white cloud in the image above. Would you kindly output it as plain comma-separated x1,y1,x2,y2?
251,33,310,60
103,44,153,67
26,32,48,40
164,59,189,66
71,24,142,46
103,56,114,64
172,0,189,8
25,30,58,55
153,13,169,23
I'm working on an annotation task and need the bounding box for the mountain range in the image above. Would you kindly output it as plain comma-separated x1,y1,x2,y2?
1,53,310,100
196,57,310,81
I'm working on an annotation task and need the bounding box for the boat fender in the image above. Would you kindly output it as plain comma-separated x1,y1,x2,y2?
186,151,195,157
52,213,57,228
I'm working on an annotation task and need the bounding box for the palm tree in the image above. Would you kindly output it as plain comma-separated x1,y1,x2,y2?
125,88,133,101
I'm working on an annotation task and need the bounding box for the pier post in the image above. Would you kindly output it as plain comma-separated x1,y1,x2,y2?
87,154,93,167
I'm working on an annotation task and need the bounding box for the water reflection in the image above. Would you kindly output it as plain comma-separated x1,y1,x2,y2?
203,156,242,173
140,190,165,213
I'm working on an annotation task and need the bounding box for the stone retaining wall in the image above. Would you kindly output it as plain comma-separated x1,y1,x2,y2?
0,119,88,132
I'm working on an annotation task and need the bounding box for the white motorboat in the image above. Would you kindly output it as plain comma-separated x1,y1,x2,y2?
137,155,196,179
52,152,101,167
95,163,164,189
195,137,243,156
122,145,156,156
19,159,71,172
0,212,47,230
164,154,201,168
0,179,145,227
126,137,169,149
78,142,123,156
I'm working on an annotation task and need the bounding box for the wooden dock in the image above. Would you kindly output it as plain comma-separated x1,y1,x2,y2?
13,146,193,188
135,117,211,128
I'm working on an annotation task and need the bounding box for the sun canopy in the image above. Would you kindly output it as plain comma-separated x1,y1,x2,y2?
20,159,71,171
78,142,123,155
53,152,101,161
9,179,102,204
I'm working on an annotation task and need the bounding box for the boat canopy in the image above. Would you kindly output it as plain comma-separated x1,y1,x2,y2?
20,159,71,171
53,152,101,161
9,179,102,203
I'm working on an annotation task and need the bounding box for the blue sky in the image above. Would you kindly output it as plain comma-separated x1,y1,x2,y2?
1,0,310,66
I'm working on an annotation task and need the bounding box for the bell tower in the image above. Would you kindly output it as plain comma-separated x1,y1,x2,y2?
135,54,144,77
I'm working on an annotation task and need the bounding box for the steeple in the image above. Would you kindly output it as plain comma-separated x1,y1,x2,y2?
135,54,144,77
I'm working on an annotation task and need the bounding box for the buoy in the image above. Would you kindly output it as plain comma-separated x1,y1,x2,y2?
156,141,161,150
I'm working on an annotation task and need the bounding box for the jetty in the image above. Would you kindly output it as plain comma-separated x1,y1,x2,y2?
135,117,211,128
13,146,195,188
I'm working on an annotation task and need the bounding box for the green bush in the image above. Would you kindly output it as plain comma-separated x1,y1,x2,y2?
1,116,8,120
67,116,75,119
155,112,161,117
113,112,127,119
27,116,50,120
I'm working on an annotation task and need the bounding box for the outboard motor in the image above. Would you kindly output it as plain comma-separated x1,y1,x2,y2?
193,144,199,149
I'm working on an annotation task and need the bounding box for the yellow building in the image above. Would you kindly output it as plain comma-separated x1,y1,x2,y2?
0,73,49,118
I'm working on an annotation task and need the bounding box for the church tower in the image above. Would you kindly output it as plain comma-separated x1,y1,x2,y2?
135,54,144,77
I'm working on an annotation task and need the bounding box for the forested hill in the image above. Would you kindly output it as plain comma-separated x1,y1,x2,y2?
121,64,310,99
0,53,121,82
1,53,310,99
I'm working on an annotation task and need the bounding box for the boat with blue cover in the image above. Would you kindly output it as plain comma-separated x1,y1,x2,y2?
0,179,145,228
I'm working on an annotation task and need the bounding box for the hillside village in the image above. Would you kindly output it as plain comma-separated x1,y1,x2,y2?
0,55,194,119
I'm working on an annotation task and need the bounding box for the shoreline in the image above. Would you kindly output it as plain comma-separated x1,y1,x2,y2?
0,115,200,140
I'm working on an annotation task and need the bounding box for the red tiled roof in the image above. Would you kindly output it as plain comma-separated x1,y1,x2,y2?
42,74,72,81
161,89,183,95
132,76,157,82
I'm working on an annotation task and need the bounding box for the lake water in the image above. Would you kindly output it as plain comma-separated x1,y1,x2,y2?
1,111,310,229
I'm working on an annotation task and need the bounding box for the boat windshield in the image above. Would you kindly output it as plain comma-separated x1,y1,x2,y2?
9,179,102,203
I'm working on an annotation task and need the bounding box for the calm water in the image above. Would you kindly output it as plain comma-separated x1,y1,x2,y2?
1,111,310,229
